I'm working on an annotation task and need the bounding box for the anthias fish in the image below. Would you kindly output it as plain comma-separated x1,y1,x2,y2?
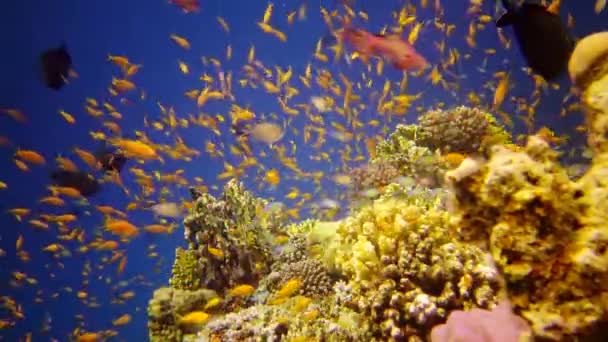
341,28,428,71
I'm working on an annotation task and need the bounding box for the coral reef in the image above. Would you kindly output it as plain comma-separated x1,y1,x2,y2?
321,190,501,340
197,296,367,341
347,160,401,195
374,124,446,187
262,232,334,299
170,248,201,291
445,136,608,340
417,106,511,154
144,33,608,342
568,32,608,155
147,287,218,342
180,179,276,294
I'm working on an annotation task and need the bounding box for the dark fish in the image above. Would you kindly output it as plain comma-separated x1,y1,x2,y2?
50,170,100,197
95,147,127,173
40,44,72,90
496,0,574,81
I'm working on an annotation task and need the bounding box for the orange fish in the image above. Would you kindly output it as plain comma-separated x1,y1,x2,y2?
15,149,45,165
341,28,428,71
168,0,200,13
105,220,139,238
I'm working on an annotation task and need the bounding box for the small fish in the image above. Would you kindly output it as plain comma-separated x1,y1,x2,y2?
264,169,280,186
169,0,200,13
40,44,72,90
149,202,182,218
234,121,286,146
228,284,255,297
170,34,191,50
14,149,46,165
179,311,209,327
314,198,340,210
496,0,574,81
340,28,428,71
111,314,131,326
310,96,331,113
332,174,352,185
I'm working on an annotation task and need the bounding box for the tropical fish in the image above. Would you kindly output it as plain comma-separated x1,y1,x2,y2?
233,121,286,146
496,0,574,80
149,202,182,218
340,28,428,71
168,0,200,13
50,170,101,197
40,44,72,90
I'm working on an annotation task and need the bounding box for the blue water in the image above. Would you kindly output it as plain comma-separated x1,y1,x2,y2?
0,0,606,340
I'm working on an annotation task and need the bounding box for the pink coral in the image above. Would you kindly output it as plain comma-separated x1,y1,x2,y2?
430,300,531,342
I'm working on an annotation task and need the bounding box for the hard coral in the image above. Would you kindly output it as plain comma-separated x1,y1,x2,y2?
347,160,401,197
325,192,500,340
170,248,201,291
446,135,608,340
263,233,334,299
417,106,510,154
197,297,366,342
374,124,446,187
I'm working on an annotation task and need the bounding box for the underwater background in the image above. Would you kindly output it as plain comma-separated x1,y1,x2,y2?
1,0,608,341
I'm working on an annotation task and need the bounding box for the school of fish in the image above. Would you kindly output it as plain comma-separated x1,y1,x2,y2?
0,0,603,341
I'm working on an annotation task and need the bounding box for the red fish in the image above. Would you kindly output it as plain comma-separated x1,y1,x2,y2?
168,0,200,13
341,28,428,71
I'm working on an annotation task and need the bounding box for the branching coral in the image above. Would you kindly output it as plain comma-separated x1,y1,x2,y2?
322,192,500,340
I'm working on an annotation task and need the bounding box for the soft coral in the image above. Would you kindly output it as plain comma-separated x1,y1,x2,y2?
430,300,532,342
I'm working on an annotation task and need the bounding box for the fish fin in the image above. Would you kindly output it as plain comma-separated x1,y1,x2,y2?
496,12,515,27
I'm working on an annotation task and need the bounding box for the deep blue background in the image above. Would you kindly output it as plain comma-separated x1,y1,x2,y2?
0,1,606,340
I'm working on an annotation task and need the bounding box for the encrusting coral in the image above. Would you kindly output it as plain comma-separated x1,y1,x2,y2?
445,136,608,340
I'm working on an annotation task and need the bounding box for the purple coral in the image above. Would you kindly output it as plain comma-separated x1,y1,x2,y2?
430,300,531,342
